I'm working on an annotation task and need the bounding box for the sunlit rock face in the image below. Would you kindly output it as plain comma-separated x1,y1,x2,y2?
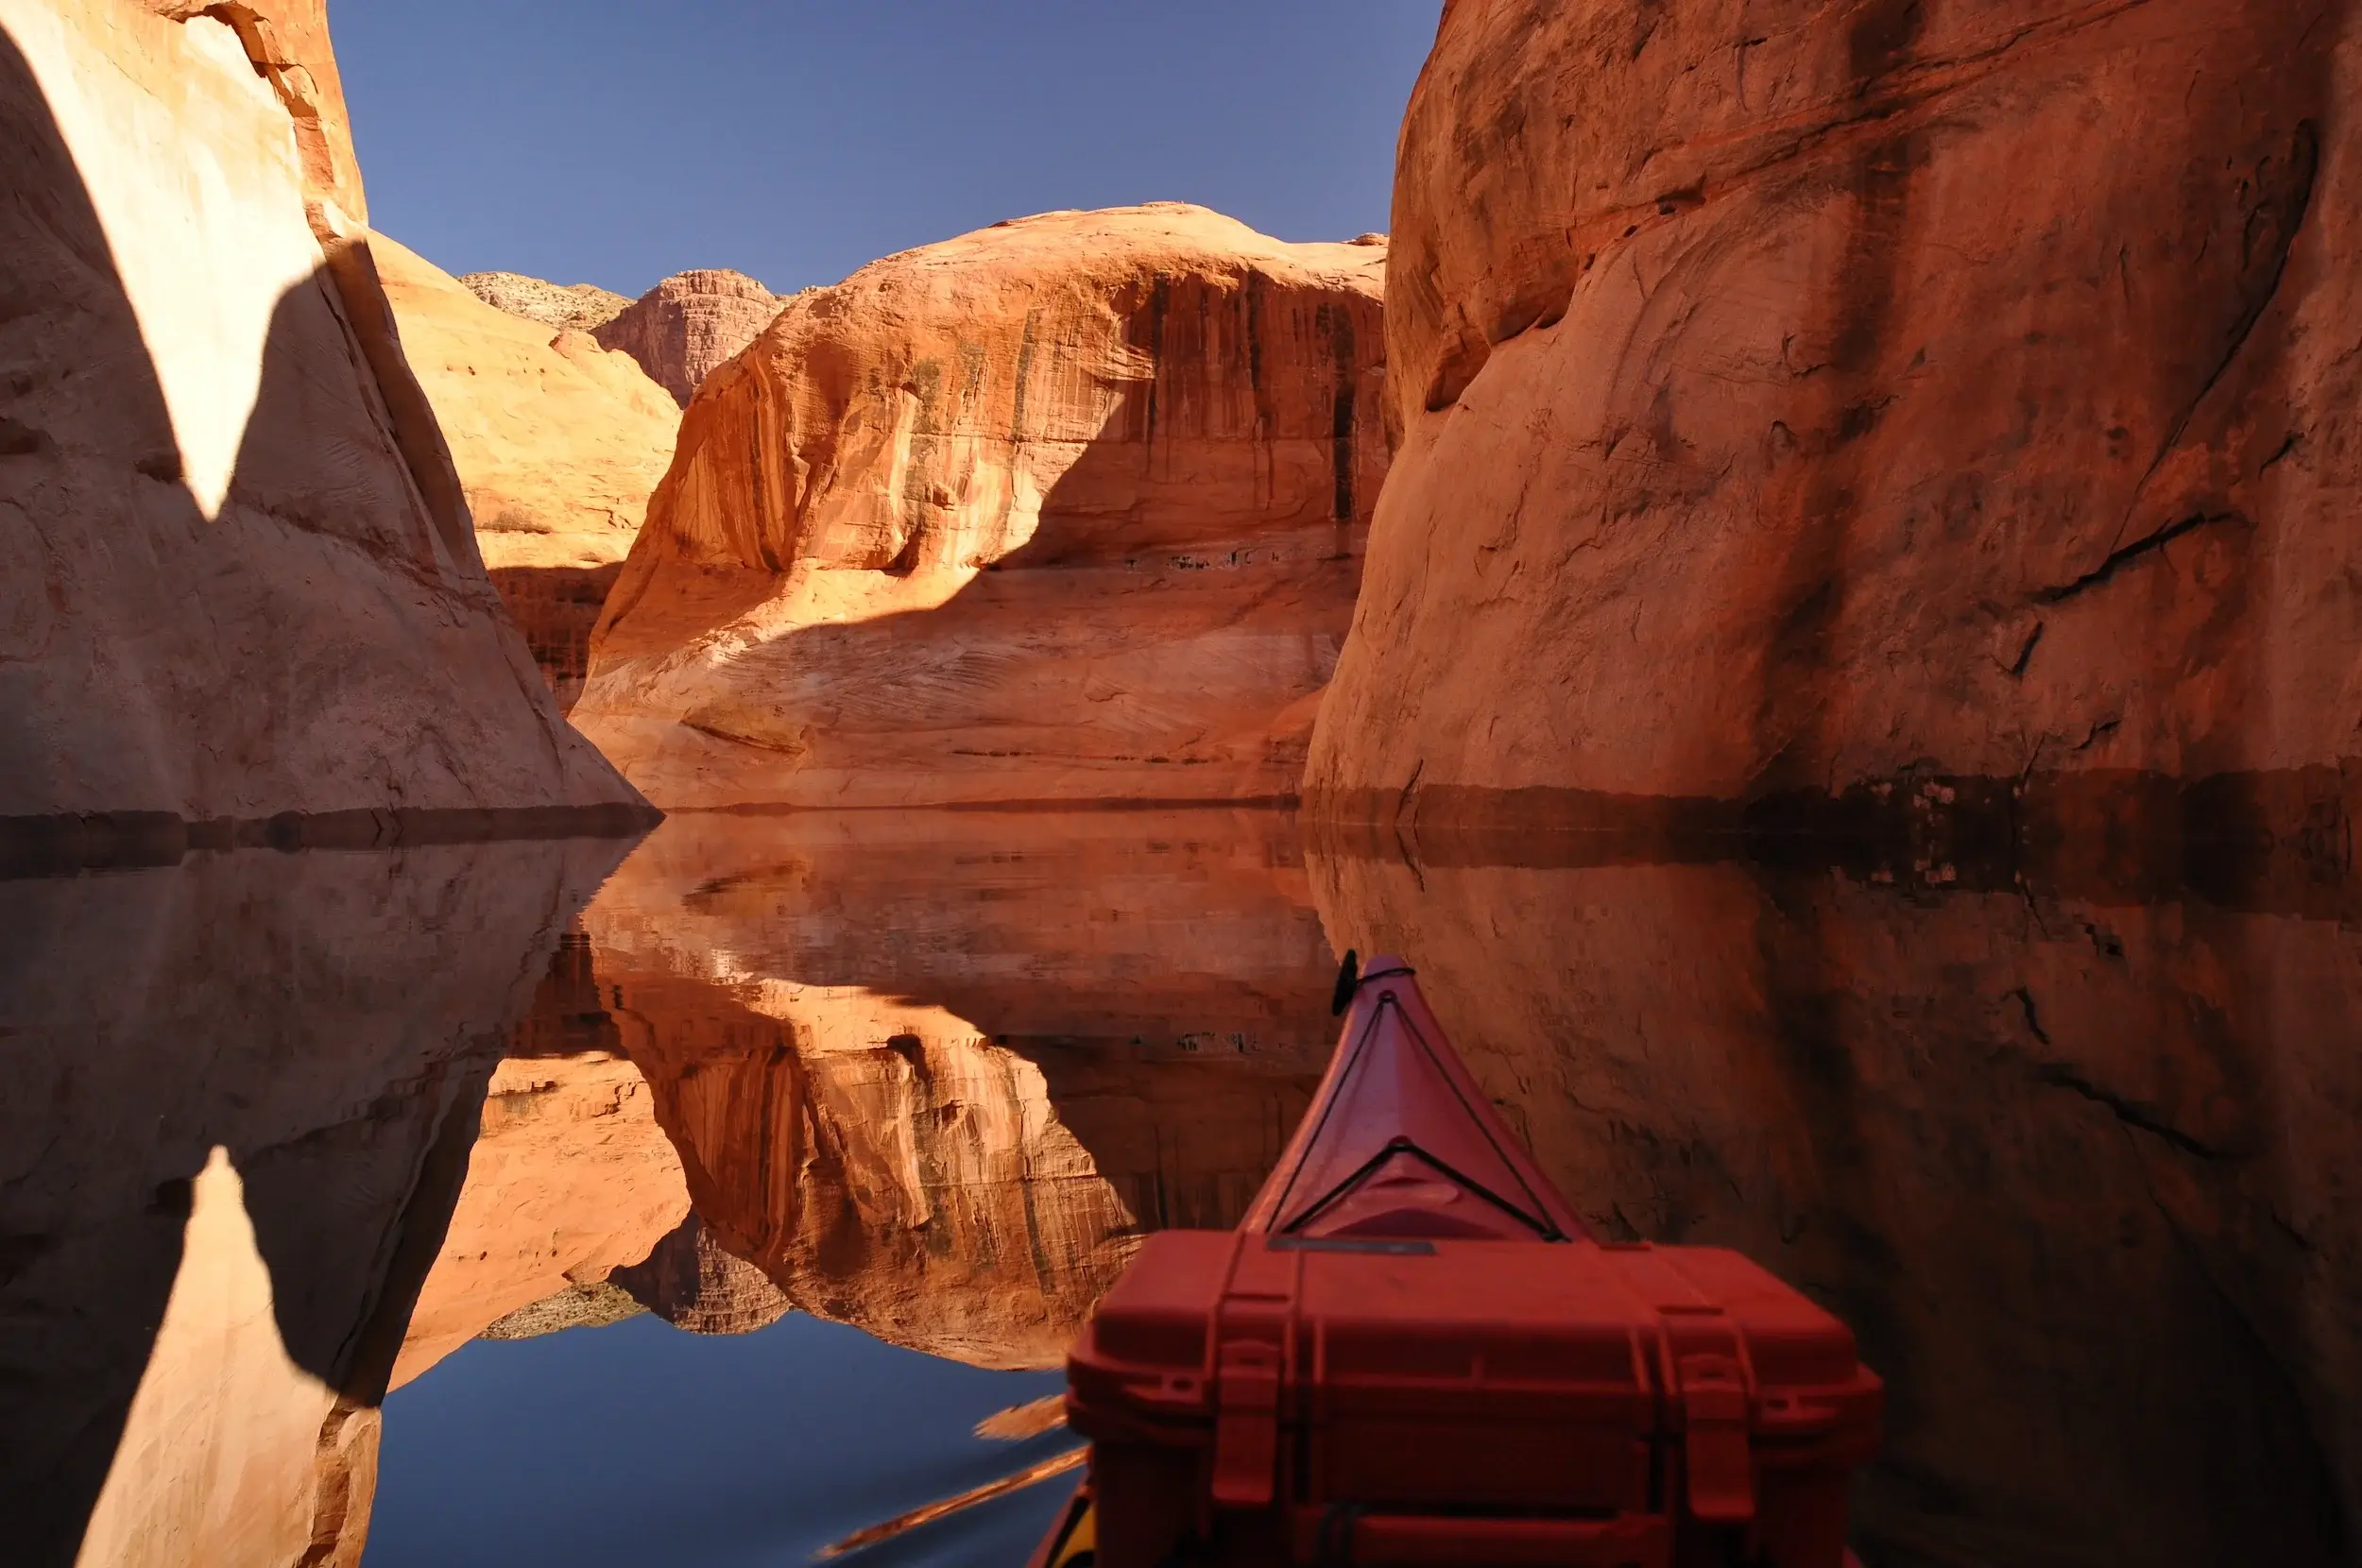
375,235,680,708
0,1,640,825
0,836,625,1568
578,810,1335,1365
1310,833,2362,1567
389,1052,689,1388
592,269,783,406
460,271,631,334
1308,0,2362,828
575,204,1389,809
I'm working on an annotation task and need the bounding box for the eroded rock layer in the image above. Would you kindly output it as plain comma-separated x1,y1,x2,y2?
575,204,1389,809
592,268,783,405
0,0,641,824
578,810,1333,1365
1311,831,2362,1567
1307,0,2362,830
375,235,679,707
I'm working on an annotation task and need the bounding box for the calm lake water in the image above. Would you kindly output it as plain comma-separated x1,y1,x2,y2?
3,808,2355,1566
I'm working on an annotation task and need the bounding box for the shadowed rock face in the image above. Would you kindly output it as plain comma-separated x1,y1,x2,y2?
575,205,1390,809
0,835,630,1568
1310,830,2362,1567
0,1,641,825
592,268,782,405
576,810,1335,1366
1308,0,2362,831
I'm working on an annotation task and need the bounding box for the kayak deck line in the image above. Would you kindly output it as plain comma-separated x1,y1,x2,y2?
1033,951,1883,1568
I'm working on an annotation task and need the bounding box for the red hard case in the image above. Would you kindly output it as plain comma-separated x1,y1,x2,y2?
1067,1227,1880,1567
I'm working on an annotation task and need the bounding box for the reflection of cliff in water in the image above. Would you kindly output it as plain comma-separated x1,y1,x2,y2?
0,837,627,1568
1309,827,2362,1568
580,810,1336,1367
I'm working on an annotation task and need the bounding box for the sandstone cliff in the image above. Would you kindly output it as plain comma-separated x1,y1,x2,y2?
578,810,1332,1365
1308,0,2362,838
375,236,679,707
574,205,1389,809
610,1215,791,1336
0,0,642,832
0,834,626,1568
593,268,783,405
459,271,630,333
1310,831,2362,1567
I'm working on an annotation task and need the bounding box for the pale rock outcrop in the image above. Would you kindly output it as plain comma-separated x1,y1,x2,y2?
578,810,1333,1365
0,833,627,1568
388,1053,690,1388
574,205,1388,809
458,270,631,333
1308,0,2362,834
1310,832,2362,1567
0,0,642,828
592,268,782,405
374,235,679,707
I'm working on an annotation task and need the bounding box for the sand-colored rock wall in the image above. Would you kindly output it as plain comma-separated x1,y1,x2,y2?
1310,834,2362,1566
459,270,630,333
575,204,1389,809
576,810,1333,1365
389,1052,689,1388
0,0,642,828
374,234,679,707
1308,0,2362,831
592,268,783,405
0,834,627,1568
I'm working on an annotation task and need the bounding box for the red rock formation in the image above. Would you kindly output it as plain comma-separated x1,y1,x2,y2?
1307,0,2362,829
610,1216,791,1336
1309,832,2362,1567
592,268,782,405
575,205,1389,809
578,810,1333,1365
0,0,642,830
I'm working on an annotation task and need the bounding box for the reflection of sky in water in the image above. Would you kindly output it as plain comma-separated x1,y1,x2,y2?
368,1312,1073,1568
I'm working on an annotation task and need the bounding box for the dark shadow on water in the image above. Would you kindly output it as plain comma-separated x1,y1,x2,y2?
0,834,633,1567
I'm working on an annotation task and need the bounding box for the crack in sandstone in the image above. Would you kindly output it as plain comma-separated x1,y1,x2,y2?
2032,510,2247,605
2011,987,2226,1159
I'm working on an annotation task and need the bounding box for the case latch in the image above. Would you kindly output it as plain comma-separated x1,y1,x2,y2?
1677,1351,1755,1525
1210,1333,1283,1508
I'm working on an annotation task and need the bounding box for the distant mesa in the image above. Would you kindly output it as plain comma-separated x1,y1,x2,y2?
458,270,632,332
593,268,784,406
610,1213,793,1336
573,201,1391,810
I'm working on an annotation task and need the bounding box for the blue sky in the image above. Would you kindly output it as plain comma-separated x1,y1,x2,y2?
334,0,1443,298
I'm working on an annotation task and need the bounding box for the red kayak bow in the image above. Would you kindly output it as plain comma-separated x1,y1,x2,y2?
1032,953,1879,1568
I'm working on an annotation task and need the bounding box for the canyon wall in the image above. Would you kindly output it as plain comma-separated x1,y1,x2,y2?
1310,832,2362,1567
0,834,626,1568
0,0,642,831
1307,0,2362,835
376,235,679,707
593,269,784,405
577,811,1333,1365
575,204,1389,809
